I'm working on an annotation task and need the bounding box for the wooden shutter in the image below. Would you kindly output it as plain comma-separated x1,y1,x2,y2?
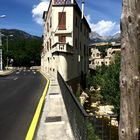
47,22,49,32
58,12,66,30
59,36,66,43
54,0,57,4
50,17,52,28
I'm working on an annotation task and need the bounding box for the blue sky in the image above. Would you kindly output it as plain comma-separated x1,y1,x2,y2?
0,0,122,36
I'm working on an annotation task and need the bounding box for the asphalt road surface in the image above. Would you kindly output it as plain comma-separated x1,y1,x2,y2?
0,68,47,140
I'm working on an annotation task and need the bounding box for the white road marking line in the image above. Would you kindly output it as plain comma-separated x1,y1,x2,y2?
13,77,18,80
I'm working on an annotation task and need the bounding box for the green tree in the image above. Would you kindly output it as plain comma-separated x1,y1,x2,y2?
86,121,100,140
87,53,121,115
1,38,42,67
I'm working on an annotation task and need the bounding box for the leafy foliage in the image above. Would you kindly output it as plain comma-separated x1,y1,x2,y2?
86,121,101,140
87,53,121,115
97,45,111,58
0,29,42,67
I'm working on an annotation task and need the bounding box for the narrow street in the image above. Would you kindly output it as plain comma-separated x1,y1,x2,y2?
0,68,47,140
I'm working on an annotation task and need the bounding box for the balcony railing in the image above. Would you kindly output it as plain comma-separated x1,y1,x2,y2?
51,42,73,54
57,72,119,140
58,72,140,140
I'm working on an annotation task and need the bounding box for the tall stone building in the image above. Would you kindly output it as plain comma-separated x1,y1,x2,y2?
41,0,91,91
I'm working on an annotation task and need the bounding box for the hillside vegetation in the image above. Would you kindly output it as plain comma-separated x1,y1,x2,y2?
87,53,121,116
0,29,42,67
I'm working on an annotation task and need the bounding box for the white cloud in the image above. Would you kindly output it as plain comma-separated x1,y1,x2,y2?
86,15,120,36
32,0,49,25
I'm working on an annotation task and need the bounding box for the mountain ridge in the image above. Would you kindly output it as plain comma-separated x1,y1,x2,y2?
1,29,120,44
90,32,121,43
0,29,42,67
0,29,41,40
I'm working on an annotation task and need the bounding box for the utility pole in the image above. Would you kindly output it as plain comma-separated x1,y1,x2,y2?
0,32,2,71
119,0,140,140
0,15,6,71
0,49,2,71
6,36,8,68
6,35,13,68
0,15,6,42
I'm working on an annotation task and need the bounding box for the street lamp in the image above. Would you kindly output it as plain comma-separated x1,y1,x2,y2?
0,34,13,69
0,14,6,41
0,15,6,46
6,35,13,68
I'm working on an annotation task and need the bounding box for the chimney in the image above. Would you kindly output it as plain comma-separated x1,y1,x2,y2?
81,0,84,19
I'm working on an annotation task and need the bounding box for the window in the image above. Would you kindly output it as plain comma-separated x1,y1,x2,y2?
97,53,100,57
75,38,77,47
80,42,82,51
47,41,49,50
50,17,52,28
75,17,78,27
59,36,66,43
54,0,57,4
49,38,51,49
47,22,49,32
58,12,66,30
84,45,86,55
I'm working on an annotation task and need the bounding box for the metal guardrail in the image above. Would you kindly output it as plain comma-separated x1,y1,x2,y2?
58,71,88,140
57,72,118,140
89,115,118,140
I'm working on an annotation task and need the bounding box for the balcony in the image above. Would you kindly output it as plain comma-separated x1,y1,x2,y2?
51,42,73,54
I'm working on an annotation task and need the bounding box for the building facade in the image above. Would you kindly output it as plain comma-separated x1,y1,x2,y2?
41,0,91,90
89,42,121,70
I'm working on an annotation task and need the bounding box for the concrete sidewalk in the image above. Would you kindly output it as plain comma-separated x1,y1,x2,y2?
0,70,14,76
36,72,74,140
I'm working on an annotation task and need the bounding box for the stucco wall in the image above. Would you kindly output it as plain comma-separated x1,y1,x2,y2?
41,2,90,83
